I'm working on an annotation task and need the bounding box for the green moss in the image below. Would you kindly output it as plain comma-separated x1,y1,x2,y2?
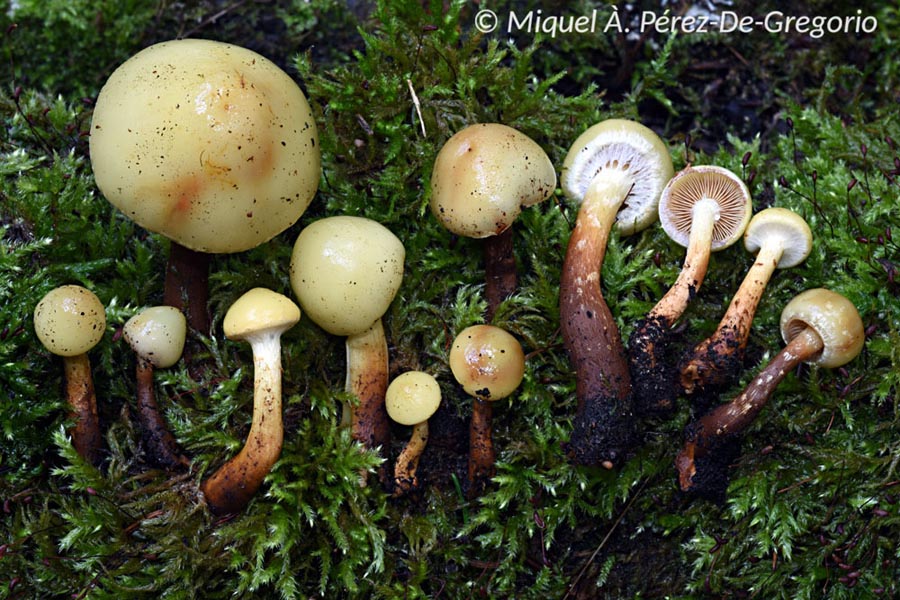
1,1,899,598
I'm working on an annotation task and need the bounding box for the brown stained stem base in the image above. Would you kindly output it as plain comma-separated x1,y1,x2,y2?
64,354,102,465
467,398,494,497
393,421,429,497
628,314,679,417
135,359,189,470
164,242,211,334
346,319,391,486
560,190,635,468
675,328,821,493
483,227,517,322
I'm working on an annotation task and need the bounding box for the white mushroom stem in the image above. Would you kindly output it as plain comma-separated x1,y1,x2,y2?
394,421,429,495
345,319,390,450
680,239,785,394
560,174,635,467
63,354,102,464
647,198,720,323
202,333,284,515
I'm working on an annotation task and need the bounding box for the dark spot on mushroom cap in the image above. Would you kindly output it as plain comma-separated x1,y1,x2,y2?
475,388,492,399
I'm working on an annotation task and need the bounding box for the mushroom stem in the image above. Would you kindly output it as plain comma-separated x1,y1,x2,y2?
201,334,284,515
561,177,635,467
163,242,211,336
63,354,102,465
675,327,821,492
345,319,391,451
483,227,517,321
630,199,719,414
680,241,783,395
467,398,495,494
394,421,429,496
135,358,188,470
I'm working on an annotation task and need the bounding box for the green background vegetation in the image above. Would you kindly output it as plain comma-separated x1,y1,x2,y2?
1,0,898,597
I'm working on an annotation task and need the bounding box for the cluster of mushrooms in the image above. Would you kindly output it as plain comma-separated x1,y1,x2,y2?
34,38,865,515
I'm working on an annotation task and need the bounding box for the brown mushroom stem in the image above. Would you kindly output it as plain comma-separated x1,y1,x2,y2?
345,319,391,451
630,205,718,414
483,227,517,321
680,241,784,395
675,327,821,492
64,354,102,465
393,421,429,496
135,358,188,470
560,179,635,468
201,338,284,515
163,242,211,336
467,398,495,494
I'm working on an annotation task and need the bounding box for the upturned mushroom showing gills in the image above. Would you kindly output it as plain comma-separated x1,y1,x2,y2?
559,119,674,467
33,285,106,464
290,216,405,459
123,306,188,469
90,39,320,336
385,371,442,496
201,288,300,515
449,324,525,495
679,207,813,398
629,165,752,416
429,123,556,319
676,288,864,495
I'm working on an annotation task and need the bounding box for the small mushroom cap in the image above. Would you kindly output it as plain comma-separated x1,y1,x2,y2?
449,325,525,401
34,285,106,357
90,39,320,254
223,287,301,341
123,306,187,368
429,123,556,238
658,165,753,250
561,119,674,235
743,207,813,268
780,288,864,369
385,371,442,426
289,216,405,337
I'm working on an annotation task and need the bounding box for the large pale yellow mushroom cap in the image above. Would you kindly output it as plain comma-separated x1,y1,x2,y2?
289,216,405,337
429,123,556,239
90,39,320,253
34,285,106,357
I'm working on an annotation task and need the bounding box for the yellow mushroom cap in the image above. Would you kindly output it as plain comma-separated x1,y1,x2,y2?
561,119,674,235
33,285,106,357
123,306,187,368
429,123,556,238
289,216,405,337
658,165,753,250
743,207,813,268
449,324,525,401
224,287,301,341
90,39,320,254
780,288,864,369
385,371,442,426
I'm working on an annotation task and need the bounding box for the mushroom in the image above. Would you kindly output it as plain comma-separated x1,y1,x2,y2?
200,287,300,515
558,119,674,467
679,207,813,397
385,371,442,496
429,122,556,318
33,285,106,464
289,216,405,458
123,306,189,469
449,324,525,495
675,288,864,494
90,39,320,338
629,165,752,416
